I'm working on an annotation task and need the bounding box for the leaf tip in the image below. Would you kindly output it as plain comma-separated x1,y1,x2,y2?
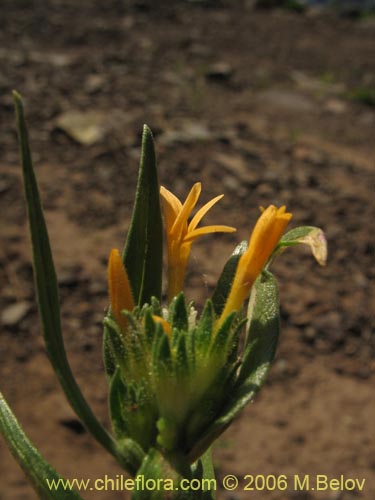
142,123,154,139
12,91,24,117
12,90,22,102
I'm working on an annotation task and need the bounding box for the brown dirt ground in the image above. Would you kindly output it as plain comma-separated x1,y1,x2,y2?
0,1,374,499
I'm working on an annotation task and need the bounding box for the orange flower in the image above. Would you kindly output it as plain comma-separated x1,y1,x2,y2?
218,205,292,323
160,183,236,301
108,249,134,331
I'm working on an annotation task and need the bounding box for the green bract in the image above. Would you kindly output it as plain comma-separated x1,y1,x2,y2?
105,294,241,456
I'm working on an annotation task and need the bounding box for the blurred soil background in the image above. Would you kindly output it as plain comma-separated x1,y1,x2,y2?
0,1,374,499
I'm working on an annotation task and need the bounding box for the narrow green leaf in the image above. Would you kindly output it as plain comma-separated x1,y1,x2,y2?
211,241,247,316
218,271,279,419
13,91,131,471
123,125,163,305
238,270,280,387
0,391,82,499
144,309,157,344
195,300,214,353
175,333,189,378
109,368,128,439
171,292,188,331
103,324,117,378
150,296,162,316
133,448,202,500
132,448,178,500
103,317,127,369
132,449,164,500
192,448,216,500
155,334,172,372
209,311,236,356
108,369,147,471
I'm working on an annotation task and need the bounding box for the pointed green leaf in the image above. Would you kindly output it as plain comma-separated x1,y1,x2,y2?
123,125,163,305
192,448,216,500
133,448,213,500
220,271,279,417
226,318,246,365
132,449,165,500
109,368,129,439
155,333,172,372
238,270,280,387
13,91,131,471
175,333,189,378
103,325,117,378
133,448,184,500
209,311,236,357
109,369,149,467
0,391,83,499
211,241,247,316
144,309,157,344
150,296,162,316
103,317,128,378
171,292,188,331
195,300,214,353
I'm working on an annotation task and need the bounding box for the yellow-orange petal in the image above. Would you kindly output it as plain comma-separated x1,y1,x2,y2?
171,182,201,238
188,194,224,233
160,193,180,234
152,315,172,335
160,186,182,224
108,249,135,331
183,225,236,243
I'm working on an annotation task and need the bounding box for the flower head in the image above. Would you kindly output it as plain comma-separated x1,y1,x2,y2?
160,182,236,301
219,205,292,323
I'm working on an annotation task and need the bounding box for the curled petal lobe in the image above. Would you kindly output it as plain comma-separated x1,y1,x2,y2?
299,228,327,266
188,194,224,233
184,225,236,243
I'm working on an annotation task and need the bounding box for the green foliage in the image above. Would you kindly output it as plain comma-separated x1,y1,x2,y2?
123,125,163,306
170,293,189,331
12,91,132,471
109,368,157,454
188,271,280,461
105,296,241,459
0,392,83,499
211,240,247,316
